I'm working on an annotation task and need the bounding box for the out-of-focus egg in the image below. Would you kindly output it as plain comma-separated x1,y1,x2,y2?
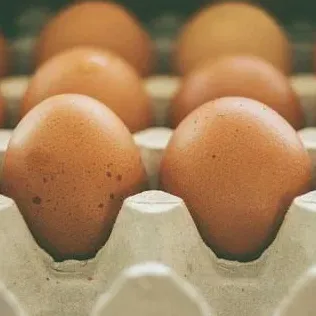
22,47,153,133
160,97,311,261
173,2,292,75
34,1,155,76
0,33,9,77
1,94,147,261
171,55,303,129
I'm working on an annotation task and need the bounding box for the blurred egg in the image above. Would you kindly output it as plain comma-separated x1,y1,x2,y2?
173,2,292,75
34,1,156,76
0,33,9,77
171,55,304,129
1,94,147,261
22,47,153,133
160,97,311,261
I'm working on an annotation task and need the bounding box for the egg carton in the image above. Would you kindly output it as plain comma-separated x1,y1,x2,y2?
3,261,316,316
0,261,214,316
0,73,315,316
2,184,316,315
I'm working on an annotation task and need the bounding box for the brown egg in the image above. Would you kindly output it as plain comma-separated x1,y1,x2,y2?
1,94,147,261
173,2,292,75
22,47,153,133
160,97,311,261
34,1,155,76
171,55,304,129
0,33,9,77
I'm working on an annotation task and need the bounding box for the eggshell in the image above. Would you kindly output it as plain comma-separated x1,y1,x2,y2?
22,47,153,133
0,33,9,77
160,97,311,261
34,1,155,76
171,55,304,129
173,2,292,75
1,94,147,261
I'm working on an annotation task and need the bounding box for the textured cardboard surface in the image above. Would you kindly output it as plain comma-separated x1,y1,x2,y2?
134,127,172,189
291,75,316,127
0,76,28,128
299,127,316,187
0,281,27,316
91,262,212,316
0,129,12,172
144,76,179,126
1,189,316,315
274,266,316,316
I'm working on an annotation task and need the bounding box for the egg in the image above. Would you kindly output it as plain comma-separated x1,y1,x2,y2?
34,1,155,76
1,94,147,261
171,55,303,129
0,33,9,77
173,2,292,75
22,47,153,133
160,97,311,261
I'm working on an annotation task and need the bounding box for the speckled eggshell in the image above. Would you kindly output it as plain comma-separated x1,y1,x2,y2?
1,94,147,261
160,97,311,261
0,33,9,77
22,47,153,133
171,55,304,130
173,2,292,75
34,1,156,76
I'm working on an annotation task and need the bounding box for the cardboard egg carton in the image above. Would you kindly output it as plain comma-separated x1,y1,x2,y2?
91,262,213,316
0,72,316,315
1,184,316,315
0,281,27,316
274,265,316,316
0,189,217,316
